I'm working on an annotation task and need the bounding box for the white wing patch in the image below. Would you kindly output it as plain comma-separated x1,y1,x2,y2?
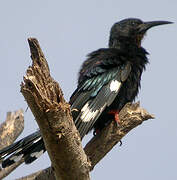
109,80,121,92
10,154,23,162
80,103,99,122
80,80,121,123
30,150,44,158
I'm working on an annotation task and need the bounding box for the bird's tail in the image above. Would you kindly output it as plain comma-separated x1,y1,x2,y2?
0,130,45,168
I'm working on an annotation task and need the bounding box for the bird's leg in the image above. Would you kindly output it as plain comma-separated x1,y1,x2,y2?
108,110,120,126
108,110,122,146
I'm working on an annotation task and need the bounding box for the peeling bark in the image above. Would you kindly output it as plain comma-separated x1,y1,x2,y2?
15,37,154,180
20,38,90,180
16,102,154,180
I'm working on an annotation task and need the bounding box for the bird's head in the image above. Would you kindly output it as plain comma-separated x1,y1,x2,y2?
109,18,172,48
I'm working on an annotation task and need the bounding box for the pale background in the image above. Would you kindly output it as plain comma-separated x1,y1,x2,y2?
0,0,176,179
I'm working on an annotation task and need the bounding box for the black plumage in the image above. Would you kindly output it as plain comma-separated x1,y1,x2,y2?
0,18,172,168
70,47,147,137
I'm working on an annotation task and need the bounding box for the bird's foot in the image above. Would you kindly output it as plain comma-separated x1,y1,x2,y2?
108,110,120,126
108,110,123,146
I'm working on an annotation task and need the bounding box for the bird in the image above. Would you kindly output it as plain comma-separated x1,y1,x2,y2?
0,18,172,168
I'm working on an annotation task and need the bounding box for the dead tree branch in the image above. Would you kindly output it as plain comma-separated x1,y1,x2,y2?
20,38,90,180
16,102,154,180
16,167,55,180
0,109,24,179
84,102,154,170
0,109,24,148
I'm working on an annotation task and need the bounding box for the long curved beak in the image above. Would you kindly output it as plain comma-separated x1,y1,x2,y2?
138,20,173,33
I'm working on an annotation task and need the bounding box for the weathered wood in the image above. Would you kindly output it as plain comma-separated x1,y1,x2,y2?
16,167,55,180
0,109,24,179
0,109,24,148
16,102,154,180
21,38,90,180
84,102,154,170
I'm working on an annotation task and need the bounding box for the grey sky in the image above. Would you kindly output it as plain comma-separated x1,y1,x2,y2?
0,0,176,179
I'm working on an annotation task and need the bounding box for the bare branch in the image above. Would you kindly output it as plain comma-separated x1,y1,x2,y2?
84,102,154,170
0,109,24,148
16,167,55,180
0,159,24,180
0,109,24,179
16,102,154,180
20,38,90,180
